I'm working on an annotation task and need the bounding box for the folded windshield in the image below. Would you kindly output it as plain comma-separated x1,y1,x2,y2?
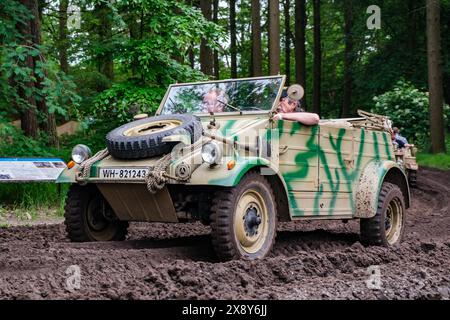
159,77,283,115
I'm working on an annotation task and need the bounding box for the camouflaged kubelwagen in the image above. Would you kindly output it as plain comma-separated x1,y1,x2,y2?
58,75,411,261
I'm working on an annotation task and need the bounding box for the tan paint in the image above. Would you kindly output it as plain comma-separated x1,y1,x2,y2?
123,119,181,137
395,147,419,170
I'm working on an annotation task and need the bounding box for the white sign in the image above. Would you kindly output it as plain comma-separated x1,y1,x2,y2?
0,158,66,182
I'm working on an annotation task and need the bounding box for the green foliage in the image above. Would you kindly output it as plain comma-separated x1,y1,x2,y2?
112,0,223,79
0,122,59,157
0,44,81,118
69,0,221,125
0,0,31,43
0,0,80,130
372,81,450,149
0,117,110,161
42,66,82,118
91,82,166,123
71,69,112,117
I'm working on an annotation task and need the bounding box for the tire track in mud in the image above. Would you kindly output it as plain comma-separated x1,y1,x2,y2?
0,167,449,299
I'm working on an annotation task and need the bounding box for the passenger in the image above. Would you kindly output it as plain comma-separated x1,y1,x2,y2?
391,127,411,148
202,87,229,113
273,87,320,125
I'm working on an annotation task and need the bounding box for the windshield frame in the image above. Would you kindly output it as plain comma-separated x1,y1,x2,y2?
155,75,286,116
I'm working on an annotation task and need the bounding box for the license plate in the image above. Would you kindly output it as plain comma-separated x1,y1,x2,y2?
99,168,149,180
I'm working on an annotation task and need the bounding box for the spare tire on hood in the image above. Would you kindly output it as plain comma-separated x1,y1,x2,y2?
106,114,202,159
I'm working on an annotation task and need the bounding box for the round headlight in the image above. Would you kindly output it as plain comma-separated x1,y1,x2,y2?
201,142,222,165
71,144,92,164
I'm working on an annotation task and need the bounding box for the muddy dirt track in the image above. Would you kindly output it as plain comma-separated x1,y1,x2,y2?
0,167,449,299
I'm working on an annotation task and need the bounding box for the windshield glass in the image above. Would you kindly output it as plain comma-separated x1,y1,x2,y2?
159,77,283,115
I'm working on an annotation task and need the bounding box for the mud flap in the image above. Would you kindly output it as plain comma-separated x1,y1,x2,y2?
97,184,178,222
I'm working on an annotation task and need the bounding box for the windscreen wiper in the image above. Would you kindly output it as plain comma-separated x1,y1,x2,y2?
169,97,179,109
217,99,241,113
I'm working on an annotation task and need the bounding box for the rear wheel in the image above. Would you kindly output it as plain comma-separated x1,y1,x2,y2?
64,184,128,242
210,172,277,261
360,182,405,246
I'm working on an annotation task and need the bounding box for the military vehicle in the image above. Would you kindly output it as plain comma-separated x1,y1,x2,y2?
58,75,411,260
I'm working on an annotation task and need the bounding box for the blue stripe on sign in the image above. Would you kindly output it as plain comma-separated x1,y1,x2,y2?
0,158,65,162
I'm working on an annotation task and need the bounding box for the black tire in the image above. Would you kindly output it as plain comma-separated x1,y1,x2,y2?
360,182,405,247
64,184,128,242
210,172,277,261
106,114,202,159
407,169,417,188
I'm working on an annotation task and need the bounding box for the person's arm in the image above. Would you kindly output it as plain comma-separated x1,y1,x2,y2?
274,112,320,125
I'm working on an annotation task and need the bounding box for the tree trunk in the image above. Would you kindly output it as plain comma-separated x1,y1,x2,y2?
58,0,69,73
294,0,307,109
200,0,213,76
96,2,114,80
31,0,59,147
125,13,140,77
229,0,237,78
213,0,219,79
251,0,262,76
407,0,418,63
188,46,195,69
426,0,446,153
341,0,353,118
268,0,280,75
312,0,321,115
284,0,291,85
16,0,38,139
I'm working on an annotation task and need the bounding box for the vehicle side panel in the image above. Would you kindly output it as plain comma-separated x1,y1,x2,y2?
278,121,319,216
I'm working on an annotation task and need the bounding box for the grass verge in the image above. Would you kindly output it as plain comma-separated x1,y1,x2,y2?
417,153,450,170
0,183,69,220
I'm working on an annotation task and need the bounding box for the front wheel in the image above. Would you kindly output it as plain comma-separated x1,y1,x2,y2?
64,184,128,242
360,182,405,246
210,172,277,261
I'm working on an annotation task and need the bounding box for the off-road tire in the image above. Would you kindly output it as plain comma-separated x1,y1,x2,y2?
106,114,202,159
64,184,128,242
360,182,405,246
210,172,277,261
407,169,417,188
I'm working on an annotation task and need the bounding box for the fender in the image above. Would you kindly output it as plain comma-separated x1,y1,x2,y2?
353,160,410,218
188,156,292,221
55,165,79,183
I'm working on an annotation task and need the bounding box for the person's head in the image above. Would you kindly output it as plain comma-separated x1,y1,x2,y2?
278,91,299,113
202,87,228,113
393,127,400,134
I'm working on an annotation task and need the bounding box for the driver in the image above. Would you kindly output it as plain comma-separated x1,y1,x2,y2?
202,87,229,113
273,86,320,125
